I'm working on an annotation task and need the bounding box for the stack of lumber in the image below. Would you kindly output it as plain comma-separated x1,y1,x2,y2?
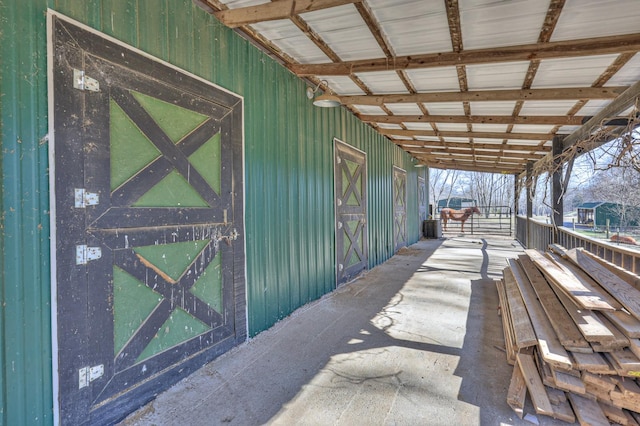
496,246,640,425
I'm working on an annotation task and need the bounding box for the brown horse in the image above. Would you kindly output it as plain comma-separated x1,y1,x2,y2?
440,206,481,232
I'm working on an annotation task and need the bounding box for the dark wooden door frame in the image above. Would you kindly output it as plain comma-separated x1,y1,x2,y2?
334,138,368,286
393,166,408,252
48,12,246,425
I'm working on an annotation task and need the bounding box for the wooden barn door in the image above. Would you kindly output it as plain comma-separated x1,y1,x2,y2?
51,16,245,425
418,176,427,223
334,140,368,285
393,167,408,251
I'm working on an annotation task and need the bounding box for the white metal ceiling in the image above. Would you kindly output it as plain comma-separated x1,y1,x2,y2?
201,0,640,173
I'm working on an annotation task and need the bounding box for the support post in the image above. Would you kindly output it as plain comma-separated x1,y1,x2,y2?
514,173,520,237
552,136,564,234
526,161,533,248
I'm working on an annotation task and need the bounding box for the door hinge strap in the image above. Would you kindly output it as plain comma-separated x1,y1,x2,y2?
73,69,100,92
74,188,99,208
76,245,102,265
78,364,104,389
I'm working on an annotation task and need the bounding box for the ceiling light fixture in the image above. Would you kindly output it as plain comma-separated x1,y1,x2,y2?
313,93,341,108
306,80,341,108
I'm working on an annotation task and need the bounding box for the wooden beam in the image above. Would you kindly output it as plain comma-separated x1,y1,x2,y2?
339,87,624,105
419,155,526,168
380,128,551,141
415,152,528,165
393,140,550,151
408,148,546,160
214,0,361,28
424,162,524,174
359,114,586,126
289,33,640,75
563,78,640,149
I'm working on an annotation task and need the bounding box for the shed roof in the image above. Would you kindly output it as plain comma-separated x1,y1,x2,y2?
577,202,606,209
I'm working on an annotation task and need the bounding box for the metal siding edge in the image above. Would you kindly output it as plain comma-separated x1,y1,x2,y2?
46,10,60,426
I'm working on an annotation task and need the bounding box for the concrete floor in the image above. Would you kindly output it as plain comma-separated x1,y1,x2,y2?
123,236,572,426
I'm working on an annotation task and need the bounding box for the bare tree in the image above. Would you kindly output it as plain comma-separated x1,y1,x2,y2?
583,165,640,229
429,168,459,213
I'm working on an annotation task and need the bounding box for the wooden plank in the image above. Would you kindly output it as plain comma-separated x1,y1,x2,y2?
571,351,612,374
214,0,359,28
568,248,640,321
290,34,640,76
546,386,567,405
605,353,638,378
507,362,526,419
517,351,554,417
582,249,640,291
614,375,640,397
624,410,640,426
585,382,613,403
609,349,640,375
596,312,631,347
600,402,630,425
567,393,610,426
526,249,617,311
550,281,616,343
519,255,591,351
550,253,623,311
508,259,574,370
546,386,575,423
611,389,640,412
358,114,586,126
379,128,553,141
496,279,517,364
603,310,640,339
630,338,640,360
338,87,624,106
502,268,538,348
552,368,586,394
583,371,617,392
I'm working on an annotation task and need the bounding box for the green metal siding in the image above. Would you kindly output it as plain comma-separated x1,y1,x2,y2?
0,0,427,423
1,0,52,424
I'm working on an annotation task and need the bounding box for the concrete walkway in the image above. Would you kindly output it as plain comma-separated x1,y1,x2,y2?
123,236,571,426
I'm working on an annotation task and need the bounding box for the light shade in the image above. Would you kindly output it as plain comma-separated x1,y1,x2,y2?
313,93,341,108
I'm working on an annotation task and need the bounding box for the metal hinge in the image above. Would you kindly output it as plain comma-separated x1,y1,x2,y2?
73,69,100,92
76,245,102,265
74,188,99,208
78,364,104,389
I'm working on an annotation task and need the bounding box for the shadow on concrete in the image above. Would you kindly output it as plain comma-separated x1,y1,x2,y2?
124,236,567,425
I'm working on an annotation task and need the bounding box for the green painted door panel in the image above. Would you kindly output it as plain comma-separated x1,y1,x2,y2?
334,139,368,285
51,16,246,425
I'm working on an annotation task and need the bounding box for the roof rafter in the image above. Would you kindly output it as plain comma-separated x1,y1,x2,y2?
392,141,550,152
358,114,586,126
381,128,550,140
213,0,361,28
340,87,625,105
289,33,640,76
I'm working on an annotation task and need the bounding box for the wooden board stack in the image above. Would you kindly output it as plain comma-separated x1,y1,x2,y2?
497,246,640,425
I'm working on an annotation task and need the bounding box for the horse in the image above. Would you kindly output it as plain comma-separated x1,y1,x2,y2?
440,206,481,233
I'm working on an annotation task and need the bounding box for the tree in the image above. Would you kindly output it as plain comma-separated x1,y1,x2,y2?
429,168,459,212
582,165,640,229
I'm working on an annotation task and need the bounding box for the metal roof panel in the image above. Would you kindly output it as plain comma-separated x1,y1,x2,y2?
460,0,550,49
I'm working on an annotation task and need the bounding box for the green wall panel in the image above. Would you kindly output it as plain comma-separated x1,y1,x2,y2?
0,0,427,423
0,0,52,424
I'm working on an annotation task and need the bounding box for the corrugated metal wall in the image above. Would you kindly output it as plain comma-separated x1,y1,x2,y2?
0,0,426,423
0,0,52,424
